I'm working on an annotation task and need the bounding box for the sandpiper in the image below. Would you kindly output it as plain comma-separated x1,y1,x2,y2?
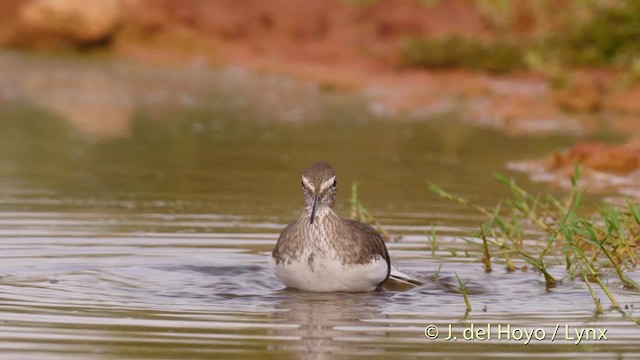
270,162,417,292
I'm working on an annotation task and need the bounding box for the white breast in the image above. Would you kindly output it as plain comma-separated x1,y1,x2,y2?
269,252,388,292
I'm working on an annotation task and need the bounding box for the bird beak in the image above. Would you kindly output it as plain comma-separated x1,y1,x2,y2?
310,194,319,224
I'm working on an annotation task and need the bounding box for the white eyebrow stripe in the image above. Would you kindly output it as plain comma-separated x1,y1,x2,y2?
302,176,313,189
319,176,336,192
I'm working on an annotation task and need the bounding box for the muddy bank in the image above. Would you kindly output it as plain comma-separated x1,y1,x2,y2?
3,0,640,184
1,1,639,133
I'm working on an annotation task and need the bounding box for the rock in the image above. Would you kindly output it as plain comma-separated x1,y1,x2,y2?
548,142,640,173
18,0,135,45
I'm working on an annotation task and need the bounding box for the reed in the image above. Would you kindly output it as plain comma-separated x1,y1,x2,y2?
429,165,639,320
455,272,472,314
350,181,391,241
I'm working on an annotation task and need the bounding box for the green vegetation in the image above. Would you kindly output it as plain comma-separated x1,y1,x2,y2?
455,271,472,315
401,35,526,74
549,1,640,67
340,0,377,7
428,226,437,256
350,180,391,241
433,263,443,280
401,0,640,76
429,166,640,323
349,166,638,322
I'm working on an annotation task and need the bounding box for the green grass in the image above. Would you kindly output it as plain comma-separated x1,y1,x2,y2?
455,271,472,315
428,226,438,256
351,169,639,322
350,180,391,241
401,35,526,74
549,1,640,68
400,0,640,76
339,0,377,7
429,165,640,323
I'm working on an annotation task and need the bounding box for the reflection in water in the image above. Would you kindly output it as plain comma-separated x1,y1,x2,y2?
24,68,133,138
0,214,638,359
0,52,638,359
0,53,347,140
270,292,389,359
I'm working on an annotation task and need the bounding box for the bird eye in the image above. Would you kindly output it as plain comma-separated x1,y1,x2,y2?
332,179,337,188
301,180,304,187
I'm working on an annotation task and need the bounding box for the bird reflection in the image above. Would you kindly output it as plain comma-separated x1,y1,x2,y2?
268,291,391,359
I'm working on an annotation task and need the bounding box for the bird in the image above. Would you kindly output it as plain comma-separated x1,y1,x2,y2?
270,161,419,292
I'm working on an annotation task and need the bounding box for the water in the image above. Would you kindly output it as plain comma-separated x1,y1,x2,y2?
0,53,638,359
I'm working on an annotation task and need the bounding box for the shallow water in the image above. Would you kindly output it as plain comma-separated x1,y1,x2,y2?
0,53,638,359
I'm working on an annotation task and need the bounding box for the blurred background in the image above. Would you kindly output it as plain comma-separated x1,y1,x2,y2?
1,0,640,205
1,1,640,359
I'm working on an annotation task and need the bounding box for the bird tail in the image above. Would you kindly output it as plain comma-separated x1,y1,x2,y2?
384,265,422,290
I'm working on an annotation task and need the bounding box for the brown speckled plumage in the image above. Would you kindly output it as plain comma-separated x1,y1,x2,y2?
271,162,391,288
